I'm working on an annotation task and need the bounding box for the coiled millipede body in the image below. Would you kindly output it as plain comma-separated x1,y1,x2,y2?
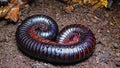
16,15,96,64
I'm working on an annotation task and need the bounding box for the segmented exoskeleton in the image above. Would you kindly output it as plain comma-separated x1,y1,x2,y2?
16,15,96,64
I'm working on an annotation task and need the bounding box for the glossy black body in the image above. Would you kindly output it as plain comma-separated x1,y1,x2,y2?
16,15,96,64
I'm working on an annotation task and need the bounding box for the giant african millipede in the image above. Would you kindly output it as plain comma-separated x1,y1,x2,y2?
16,15,96,64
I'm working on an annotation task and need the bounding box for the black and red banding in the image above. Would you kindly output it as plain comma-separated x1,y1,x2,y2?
16,15,96,64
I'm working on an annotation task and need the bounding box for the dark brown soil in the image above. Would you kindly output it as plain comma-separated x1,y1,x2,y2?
0,0,120,68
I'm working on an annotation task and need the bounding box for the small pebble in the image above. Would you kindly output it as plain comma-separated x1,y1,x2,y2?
96,53,109,63
113,43,120,49
32,63,45,68
97,29,102,33
64,5,74,13
115,58,120,67
107,30,110,33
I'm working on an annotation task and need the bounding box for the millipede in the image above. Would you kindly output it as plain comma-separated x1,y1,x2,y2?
16,15,96,64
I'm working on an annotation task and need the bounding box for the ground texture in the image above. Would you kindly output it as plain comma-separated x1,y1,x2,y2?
0,0,120,68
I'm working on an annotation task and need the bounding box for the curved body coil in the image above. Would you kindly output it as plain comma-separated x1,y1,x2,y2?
16,15,96,64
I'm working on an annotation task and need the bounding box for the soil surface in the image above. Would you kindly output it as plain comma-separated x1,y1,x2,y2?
0,0,120,68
